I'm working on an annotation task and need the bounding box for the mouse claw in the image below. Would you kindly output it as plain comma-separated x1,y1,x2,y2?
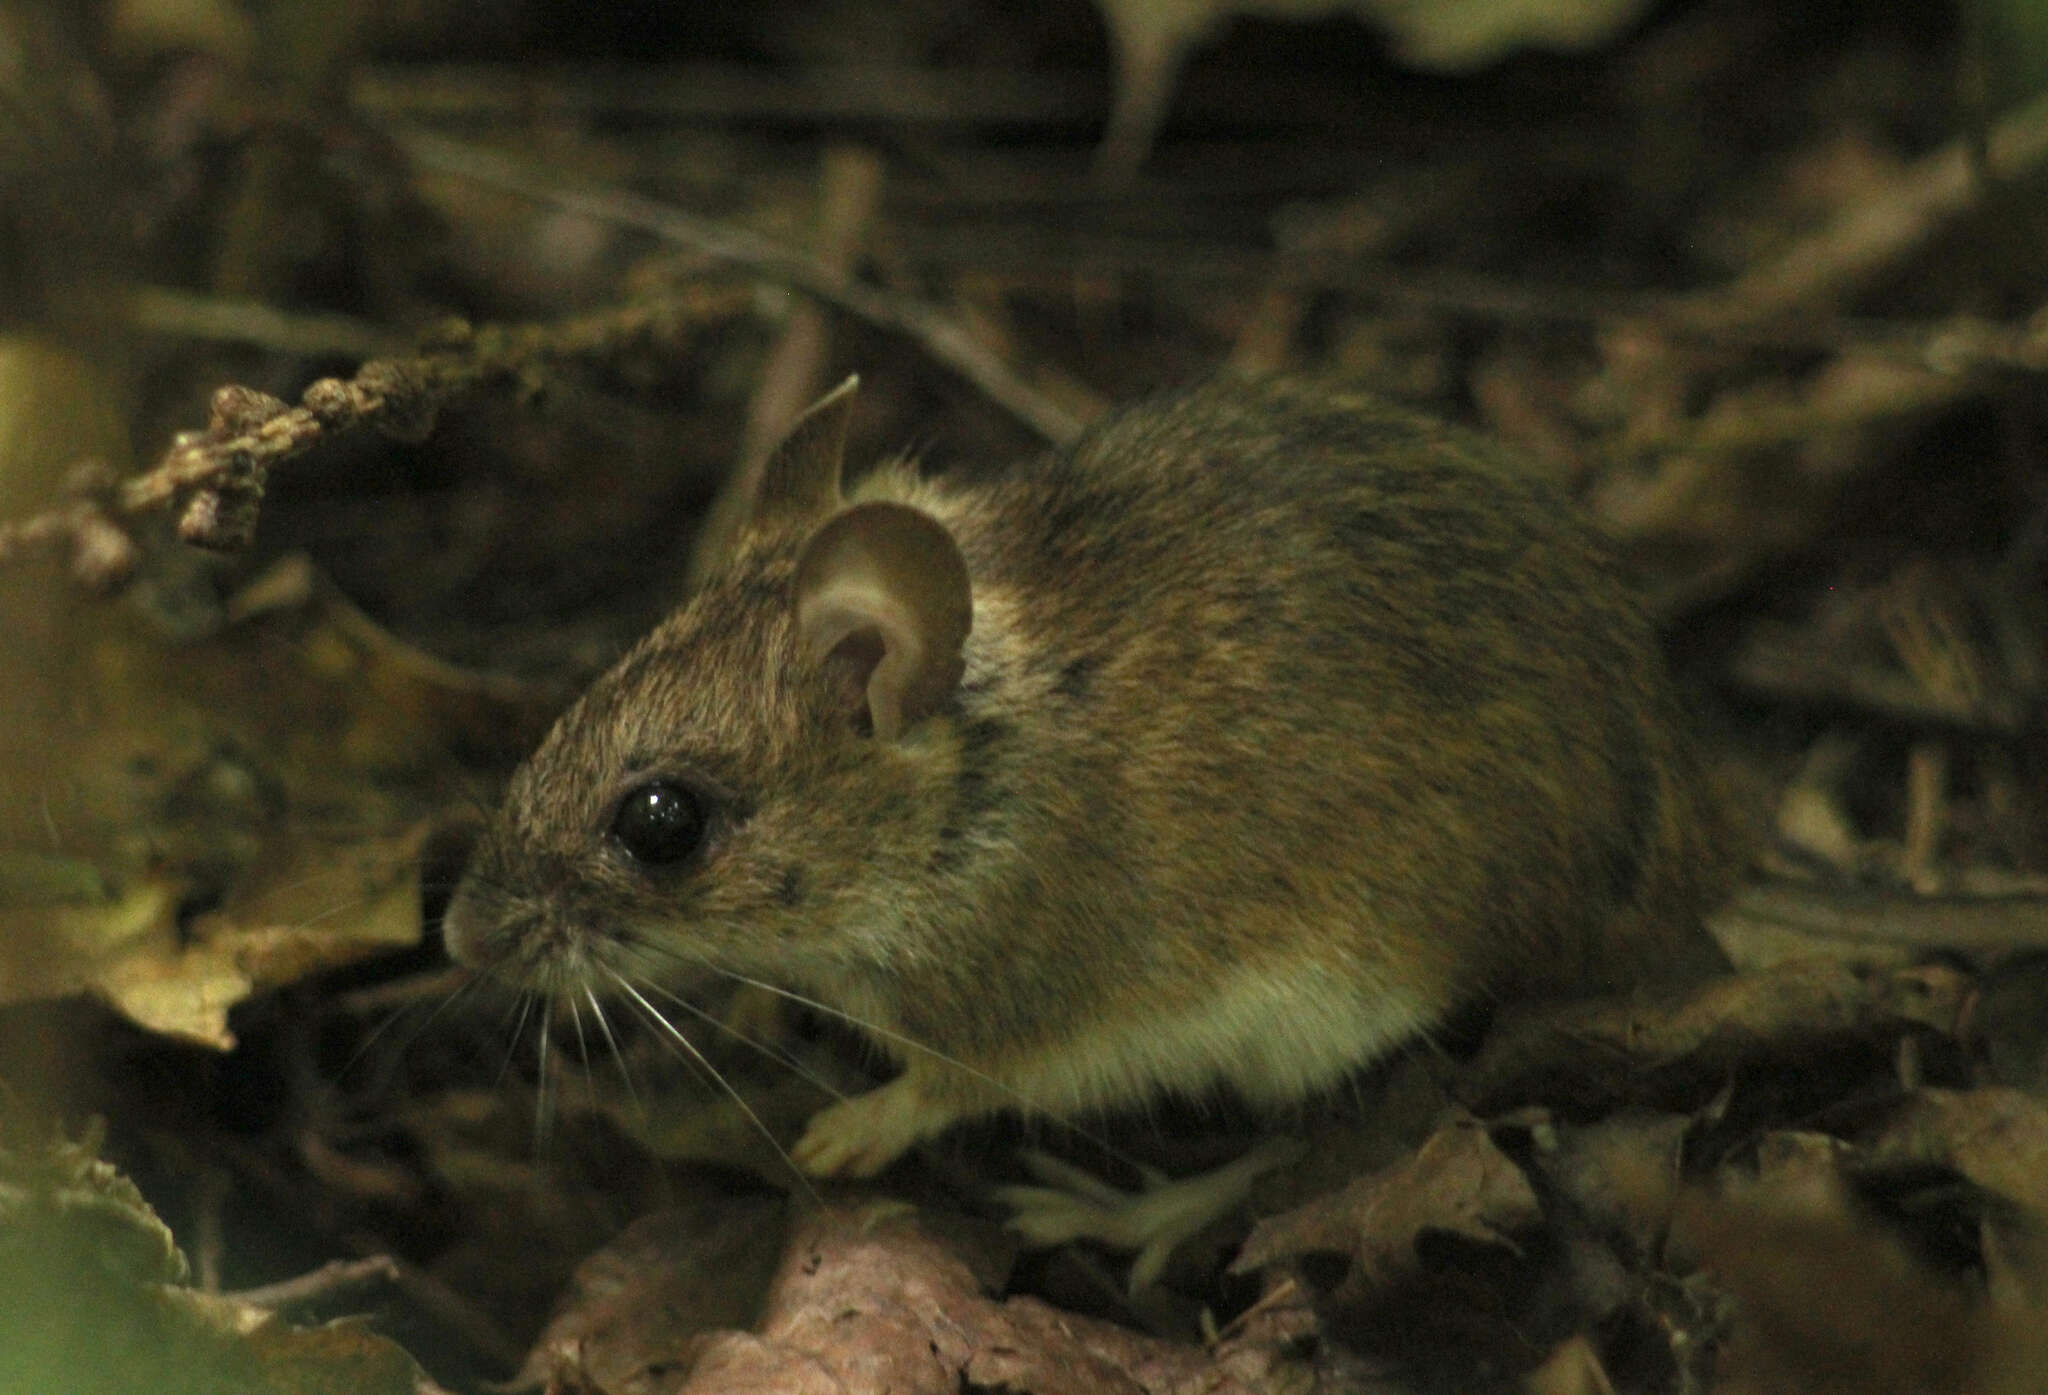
995,1137,1307,1291
792,1077,951,1178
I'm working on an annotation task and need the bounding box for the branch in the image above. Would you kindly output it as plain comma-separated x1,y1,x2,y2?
1716,879,2048,953
391,128,1085,445
351,61,1101,127
223,1255,402,1313
0,285,752,584
127,286,403,360
1674,87,2048,332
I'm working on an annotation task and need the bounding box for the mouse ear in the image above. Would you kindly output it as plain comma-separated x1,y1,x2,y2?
692,377,863,585
794,502,972,741
747,375,858,531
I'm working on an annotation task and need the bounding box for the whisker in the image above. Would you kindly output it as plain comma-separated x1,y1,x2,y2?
336,991,426,1081
338,971,471,1082
627,945,980,1078
601,966,821,1205
631,943,1139,1170
445,768,498,822
496,990,538,1088
640,981,847,1103
534,998,557,1140
643,948,1031,1100
613,981,722,1098
567,989,596,1115
583,985,643,1118
566,986,586,1052
198,881,415,949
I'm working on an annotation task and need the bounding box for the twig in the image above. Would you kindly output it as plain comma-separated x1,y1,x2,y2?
1673,87,2048,332
364,1248,528,1372
351,61,1102,127
1901,743,1950,894
694,145,886,585
391,128,1085,445
211,1126,527,1372
0,285,752,580
224,1255,403,1313
1718,878,2048,952
1627,363,1971,462
1726,629,2027,735
128,286,403,360
334,964,469,1015
22,94,2047,588
900,223,2048,377
739,145,886,472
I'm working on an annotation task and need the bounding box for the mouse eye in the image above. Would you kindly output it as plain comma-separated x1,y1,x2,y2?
609,780,707,865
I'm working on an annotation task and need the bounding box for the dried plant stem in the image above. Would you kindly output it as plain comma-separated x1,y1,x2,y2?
391,128,1085,445
127,286,402,360
0,286,750,583
1717,879,2048,952
693,144,886,586
740,145,887,475
1676,87,2048,332
224,1255,402,1312
351,61,1102,127
905,227,2048,373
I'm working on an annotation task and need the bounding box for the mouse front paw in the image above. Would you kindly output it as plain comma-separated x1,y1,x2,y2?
792,1077,953,1177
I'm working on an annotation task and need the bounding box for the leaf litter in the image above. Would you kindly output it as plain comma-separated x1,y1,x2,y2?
10,0,2048,1391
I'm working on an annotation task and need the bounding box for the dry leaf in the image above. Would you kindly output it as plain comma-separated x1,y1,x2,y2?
518,1196,790,1394
1521,1111,1691,1261
680,1202,1294,1395
1862,1087,2048,1220
1458,959,1971,1112
1680,1160,1982,1395
1235,1116,1538,1284
0,1124,444,1395
1233,1116,1571,1380
0,828,426,1049
1523,1333,1617,1395
1,554,553,1049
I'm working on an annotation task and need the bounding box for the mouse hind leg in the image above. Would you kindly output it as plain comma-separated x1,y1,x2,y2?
996,1138,1307,1290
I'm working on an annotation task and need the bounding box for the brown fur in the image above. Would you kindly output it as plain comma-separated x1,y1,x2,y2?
444,377,1732,1172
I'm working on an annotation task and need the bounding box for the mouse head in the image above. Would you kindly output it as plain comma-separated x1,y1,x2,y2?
443,379,976,1006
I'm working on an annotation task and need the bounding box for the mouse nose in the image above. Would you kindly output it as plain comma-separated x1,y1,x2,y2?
438,882,497,970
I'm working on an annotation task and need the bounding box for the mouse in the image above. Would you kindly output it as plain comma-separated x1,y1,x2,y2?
441,374,1732,1179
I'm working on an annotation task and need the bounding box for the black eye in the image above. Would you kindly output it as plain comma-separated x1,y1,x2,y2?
610,781,707,865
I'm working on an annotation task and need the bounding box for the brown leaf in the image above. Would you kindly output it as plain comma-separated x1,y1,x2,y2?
1665,1107,2048,1395
678,1202,1293,1395
1457,959,1969,1113
1232,1116,1567,1380
1522,1112,1692,1264
1971,956,2048,1093
0,828,427,1050
1235,1116,1539,1285
1679,1163,1981,1395
0,551,556,1049
517,1196,789,1394
1861,1087,2048,1220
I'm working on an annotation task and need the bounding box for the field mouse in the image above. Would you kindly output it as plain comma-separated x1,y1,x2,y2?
442,375,1730,1178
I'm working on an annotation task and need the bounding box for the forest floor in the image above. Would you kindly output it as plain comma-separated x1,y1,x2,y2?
5,1,2048,1391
